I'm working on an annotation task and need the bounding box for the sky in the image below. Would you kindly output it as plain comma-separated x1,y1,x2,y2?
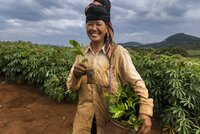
0,0,200,46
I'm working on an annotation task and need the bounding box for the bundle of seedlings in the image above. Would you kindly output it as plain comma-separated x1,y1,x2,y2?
105,84,144,132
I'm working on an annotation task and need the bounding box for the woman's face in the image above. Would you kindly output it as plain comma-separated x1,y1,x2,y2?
86,20,108,44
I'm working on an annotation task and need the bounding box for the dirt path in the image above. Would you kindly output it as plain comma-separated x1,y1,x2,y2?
0,83,161,134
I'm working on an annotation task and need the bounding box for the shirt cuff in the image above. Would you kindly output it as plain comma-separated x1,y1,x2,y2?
139,98,154,117
67,75,82,90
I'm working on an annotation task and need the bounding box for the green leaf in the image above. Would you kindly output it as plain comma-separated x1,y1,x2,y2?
70,49,83,56
69,40,86,59
69,40,81,49
112,110,124,118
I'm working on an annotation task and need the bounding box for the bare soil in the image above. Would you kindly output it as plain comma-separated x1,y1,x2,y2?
0,83,161,134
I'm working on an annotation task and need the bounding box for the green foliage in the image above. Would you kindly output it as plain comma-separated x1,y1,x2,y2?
129,49,200,134
105,85,144,131
0,41,76,102
1,41,200,133
155,47,188,57
187,50,200,57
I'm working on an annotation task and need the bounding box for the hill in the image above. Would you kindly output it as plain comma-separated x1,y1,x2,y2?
121,33,200,49
164,33,200,44
119,41,142,47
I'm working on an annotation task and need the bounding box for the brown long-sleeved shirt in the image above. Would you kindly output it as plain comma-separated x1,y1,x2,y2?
67,44,153,134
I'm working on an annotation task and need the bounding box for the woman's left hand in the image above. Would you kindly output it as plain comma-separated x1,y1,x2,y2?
137,114,152,134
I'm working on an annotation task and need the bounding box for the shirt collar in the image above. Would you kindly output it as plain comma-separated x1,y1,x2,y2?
85,43,107,55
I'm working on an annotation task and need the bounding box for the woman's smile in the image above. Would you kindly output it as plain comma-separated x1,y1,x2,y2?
90,32,99,37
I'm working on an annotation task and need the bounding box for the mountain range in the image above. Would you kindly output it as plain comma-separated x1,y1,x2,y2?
120,33,200,49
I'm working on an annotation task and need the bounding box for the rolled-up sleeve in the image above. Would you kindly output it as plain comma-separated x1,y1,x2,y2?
118,46,153,117
66,56,82,91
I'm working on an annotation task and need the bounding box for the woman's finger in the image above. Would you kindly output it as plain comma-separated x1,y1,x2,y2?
74,64,86,73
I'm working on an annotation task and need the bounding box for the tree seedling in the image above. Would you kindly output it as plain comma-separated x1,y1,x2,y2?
69,40,88,63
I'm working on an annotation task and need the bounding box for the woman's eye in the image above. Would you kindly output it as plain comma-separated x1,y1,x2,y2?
87,23,93,27
96,23,102,27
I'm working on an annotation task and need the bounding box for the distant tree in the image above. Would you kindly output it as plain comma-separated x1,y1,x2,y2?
155,47,188,57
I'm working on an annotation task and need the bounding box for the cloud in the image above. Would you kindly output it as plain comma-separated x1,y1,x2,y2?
184,8,200,20
0,0,200,45
6,19,22,27
43,19,84,29
112,0,187,21
111,0,200,43
116,31,167,44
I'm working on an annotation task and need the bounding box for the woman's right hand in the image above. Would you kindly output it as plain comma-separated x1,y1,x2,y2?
73,63,87,79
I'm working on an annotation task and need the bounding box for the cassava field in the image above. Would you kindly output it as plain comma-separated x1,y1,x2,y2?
0,41,200,134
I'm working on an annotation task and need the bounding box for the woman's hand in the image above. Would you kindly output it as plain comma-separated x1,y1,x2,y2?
73,63,87,79
137,114,152,134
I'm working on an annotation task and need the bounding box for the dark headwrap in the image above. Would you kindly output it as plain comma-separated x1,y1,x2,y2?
85,0,111,23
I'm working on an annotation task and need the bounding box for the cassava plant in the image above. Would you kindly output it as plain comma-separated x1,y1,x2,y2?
0,41,76,102
129,49,200,134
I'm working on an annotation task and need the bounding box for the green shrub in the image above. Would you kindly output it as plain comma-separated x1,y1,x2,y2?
1,41,200,133
0,41,76,102
130,50,200,134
